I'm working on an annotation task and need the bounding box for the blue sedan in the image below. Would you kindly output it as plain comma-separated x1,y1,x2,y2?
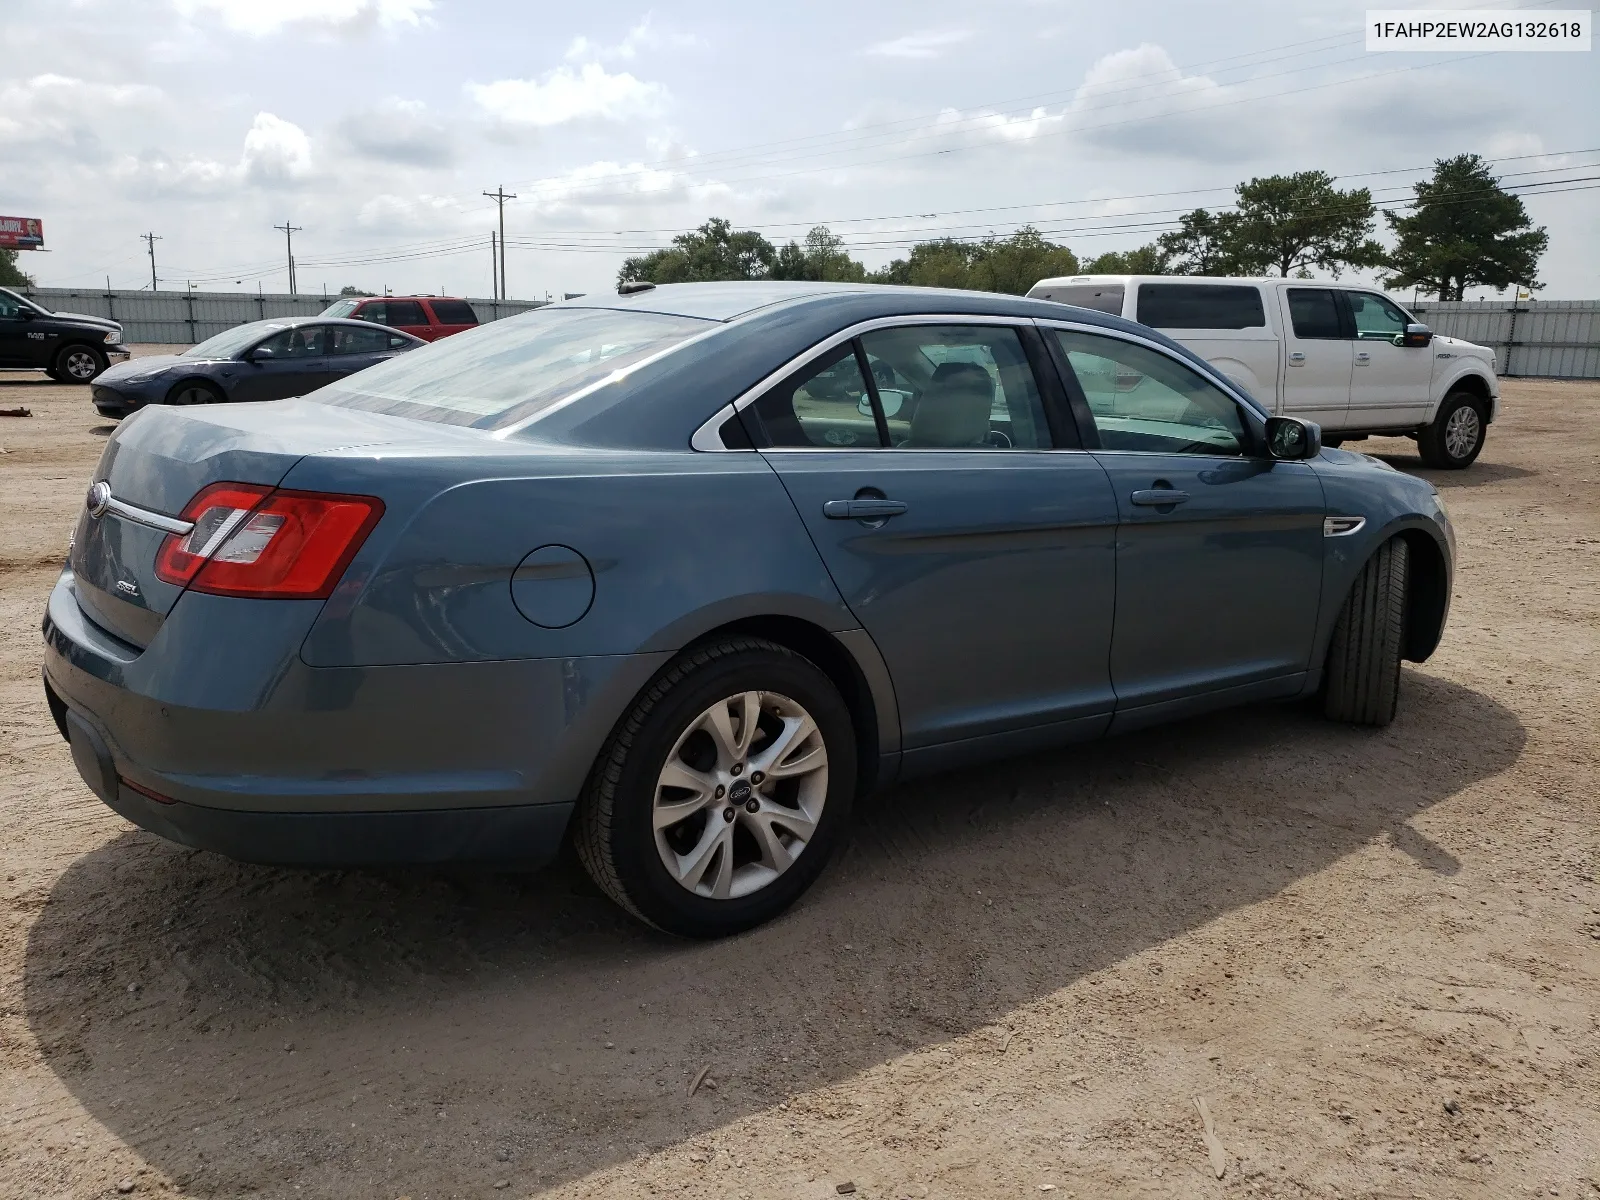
88,316,424,418
43,282,1454,937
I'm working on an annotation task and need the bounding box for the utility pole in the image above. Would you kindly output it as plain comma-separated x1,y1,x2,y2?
483,185,516,299
274,221,303,295
490,231,499,299
141,232,161,291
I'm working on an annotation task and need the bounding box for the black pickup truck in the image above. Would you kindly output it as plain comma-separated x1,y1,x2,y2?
0,287,130,383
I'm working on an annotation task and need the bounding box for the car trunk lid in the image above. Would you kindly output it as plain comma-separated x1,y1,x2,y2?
68,400,413,648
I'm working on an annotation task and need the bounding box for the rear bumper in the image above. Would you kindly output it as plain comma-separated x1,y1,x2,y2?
41,567,668,867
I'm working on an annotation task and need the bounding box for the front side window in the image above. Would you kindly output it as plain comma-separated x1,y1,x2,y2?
1347,292,1411,341
256,326,329,358
1287,288,1343,340
1053,329,1249,457
1136,283,1266,330
0,289,26,320
311,307,712,430
747,343,880,449
859,325,1050,450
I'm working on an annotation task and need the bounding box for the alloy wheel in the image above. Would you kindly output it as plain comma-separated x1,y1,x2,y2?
652,690,828,900
1444,405,1481,460
64,350,99,380
172,385,216,405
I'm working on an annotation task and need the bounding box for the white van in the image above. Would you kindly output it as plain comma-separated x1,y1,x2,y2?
1026,275,1500,468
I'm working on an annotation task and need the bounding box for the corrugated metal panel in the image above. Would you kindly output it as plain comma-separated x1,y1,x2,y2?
1411,300,1600,379
21,288,547,345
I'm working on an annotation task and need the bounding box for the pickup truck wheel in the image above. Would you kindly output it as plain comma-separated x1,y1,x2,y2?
53,344,107,384
1418,391,1486,469
1322,537,1408,727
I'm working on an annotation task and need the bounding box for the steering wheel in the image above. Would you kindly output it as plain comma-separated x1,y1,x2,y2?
984,429,1013,449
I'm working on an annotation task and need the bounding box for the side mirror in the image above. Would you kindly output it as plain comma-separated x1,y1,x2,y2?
246,345,274,361
1400,323,1432,348
1265,415,1321,461
18,307,34,320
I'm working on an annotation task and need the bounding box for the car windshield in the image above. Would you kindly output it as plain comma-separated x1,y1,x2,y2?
182,322,286,359
321,298,360,318
309,307,713,430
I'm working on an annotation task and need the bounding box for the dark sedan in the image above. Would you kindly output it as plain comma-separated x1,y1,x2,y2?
44,282,1455,938
88,316,424,417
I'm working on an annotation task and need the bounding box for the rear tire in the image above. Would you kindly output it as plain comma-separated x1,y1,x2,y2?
1418,391,1486,469
166,380,225,406
575,636,856,938
1323,537,1409,727
53,344,106,384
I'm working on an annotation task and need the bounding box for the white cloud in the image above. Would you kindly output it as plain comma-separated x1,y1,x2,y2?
565,14,703,62
0,74,162,160
336,98,456,166
171,0,432,36
864,29,972,59
240,111,313,182
466,64,667,129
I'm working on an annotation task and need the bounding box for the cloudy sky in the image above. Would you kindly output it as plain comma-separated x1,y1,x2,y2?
3,0,1596,300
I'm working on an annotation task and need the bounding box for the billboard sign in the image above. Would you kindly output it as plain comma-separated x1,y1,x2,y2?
0,217,44,250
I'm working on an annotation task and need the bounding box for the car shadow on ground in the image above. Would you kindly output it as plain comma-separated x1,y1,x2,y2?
1369,452,1537,489
24,671,1523,1196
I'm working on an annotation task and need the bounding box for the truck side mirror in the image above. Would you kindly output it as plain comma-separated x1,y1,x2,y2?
1400,323,1433,348
1265,416,1321,461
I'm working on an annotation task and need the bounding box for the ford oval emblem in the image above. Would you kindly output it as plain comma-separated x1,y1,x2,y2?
86,481,112,519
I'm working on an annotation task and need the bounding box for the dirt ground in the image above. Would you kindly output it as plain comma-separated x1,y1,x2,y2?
1,357,1597,1200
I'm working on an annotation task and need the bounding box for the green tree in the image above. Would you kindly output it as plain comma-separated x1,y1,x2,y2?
1083,243,1170,274
869,227,1077,294
770,226,868,282
1157,209,1235,274
618,217,776,285
1225,171,1384,277
0,249,34,288
339,285,375,297
1381,154,1548,300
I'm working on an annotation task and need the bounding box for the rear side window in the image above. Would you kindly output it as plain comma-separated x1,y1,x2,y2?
1287,289,1343,340
747,343,881,449
1030,284,1124,315
1136,284,1265,330
384,300,428,326
429,300,478,325
329,325,391,355
312,307,712,430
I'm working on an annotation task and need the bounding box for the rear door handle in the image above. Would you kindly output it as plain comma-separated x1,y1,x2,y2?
823,498,908,520
1130,489,1190,507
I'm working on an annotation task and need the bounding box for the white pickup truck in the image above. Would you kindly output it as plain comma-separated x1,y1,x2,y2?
1026,274,1500,468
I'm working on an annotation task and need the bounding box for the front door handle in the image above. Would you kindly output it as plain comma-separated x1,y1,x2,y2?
1130,489,1190,507
823,498,908,520
1355,351,1371,363
1288,351,1306,364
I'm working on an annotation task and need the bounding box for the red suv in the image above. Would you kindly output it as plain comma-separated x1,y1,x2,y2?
319,296,478,342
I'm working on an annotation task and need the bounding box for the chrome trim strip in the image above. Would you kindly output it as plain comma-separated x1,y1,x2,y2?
689,403,744,452
1030,317,1271,420
491,321,728,440
101,495,194,536
1323,515,1367,537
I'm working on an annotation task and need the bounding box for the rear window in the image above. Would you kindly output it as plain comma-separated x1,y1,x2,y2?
310,307,712,430
1136,284,1265,329
1030,284,1124,315
429,299,478,325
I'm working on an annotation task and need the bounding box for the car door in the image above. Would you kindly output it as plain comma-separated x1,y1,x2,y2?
423,299,479,340
1280,287,1353,429
743,320,1120,762
1044,323,1326,725
1343,290,1435,428
232,325,339,402
0,290,30,365
377,299,433,341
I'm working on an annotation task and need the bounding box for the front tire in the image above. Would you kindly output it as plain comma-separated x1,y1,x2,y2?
1323,537,1409,727
167,380,225,406
54,344,107,384
1418,391,1486,469
575,637,856,938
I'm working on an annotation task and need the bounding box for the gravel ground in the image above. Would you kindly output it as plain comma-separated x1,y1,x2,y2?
1,360,1597,1200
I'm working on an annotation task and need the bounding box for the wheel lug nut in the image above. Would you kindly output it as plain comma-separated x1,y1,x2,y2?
750,771,764,785
722,807,735,822
745,798,759,814
714,785,725,799
730,763,743,776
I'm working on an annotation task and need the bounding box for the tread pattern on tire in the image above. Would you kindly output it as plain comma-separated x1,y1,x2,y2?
573,635,802,930
1323,537,1409,726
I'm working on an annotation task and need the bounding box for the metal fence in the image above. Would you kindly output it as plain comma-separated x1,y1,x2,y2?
19,287,548,346
1411,300,1600,379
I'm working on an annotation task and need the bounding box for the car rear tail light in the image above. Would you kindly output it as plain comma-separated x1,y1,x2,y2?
155,482,383,599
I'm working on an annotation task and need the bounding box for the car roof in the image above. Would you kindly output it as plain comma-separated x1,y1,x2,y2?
552,280,1120,324
1031,274,1382,290
348,295,464,302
